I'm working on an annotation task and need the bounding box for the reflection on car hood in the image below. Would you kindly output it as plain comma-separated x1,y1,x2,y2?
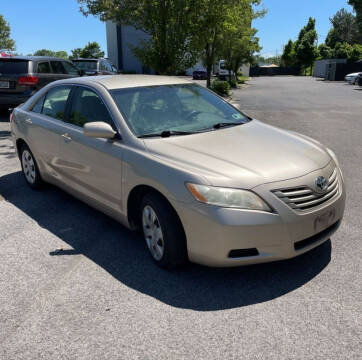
144,120,331,189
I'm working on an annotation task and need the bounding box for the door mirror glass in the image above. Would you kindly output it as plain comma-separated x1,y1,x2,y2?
83,121,116,139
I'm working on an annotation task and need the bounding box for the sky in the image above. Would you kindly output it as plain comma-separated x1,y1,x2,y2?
0,0,106,55
254,0,354,58
0,0,355,57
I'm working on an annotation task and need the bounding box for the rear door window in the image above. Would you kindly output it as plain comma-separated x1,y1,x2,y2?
50,61,65,74
0,60,29,74
42,86,72,120
37,62,51,74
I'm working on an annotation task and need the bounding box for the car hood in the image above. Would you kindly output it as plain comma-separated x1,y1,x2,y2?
144,120,331,189
346,73,359,77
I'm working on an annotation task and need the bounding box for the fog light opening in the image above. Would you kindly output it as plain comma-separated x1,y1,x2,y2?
228,248,259,258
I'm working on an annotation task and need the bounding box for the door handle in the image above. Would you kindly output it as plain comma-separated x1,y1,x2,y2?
61,133,72,141
25,118,32,124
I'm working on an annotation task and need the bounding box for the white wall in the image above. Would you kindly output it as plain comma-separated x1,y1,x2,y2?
313,59,347,78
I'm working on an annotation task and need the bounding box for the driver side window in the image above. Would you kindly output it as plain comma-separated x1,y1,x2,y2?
68,87,114,128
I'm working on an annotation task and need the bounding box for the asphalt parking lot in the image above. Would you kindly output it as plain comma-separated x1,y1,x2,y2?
0,76,361,359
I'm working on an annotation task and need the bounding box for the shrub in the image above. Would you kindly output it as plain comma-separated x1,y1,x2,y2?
229,79,238,88
237,76,250,84
210,80,230,97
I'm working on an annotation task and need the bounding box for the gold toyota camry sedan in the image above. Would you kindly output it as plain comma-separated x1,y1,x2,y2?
10,75,345,268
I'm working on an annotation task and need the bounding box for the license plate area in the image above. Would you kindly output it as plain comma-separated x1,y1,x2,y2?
0,81,10,89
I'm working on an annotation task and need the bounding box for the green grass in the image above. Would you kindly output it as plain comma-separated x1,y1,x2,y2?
237,76,250,84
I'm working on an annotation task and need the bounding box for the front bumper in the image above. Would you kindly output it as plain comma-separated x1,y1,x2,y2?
173,163,345,267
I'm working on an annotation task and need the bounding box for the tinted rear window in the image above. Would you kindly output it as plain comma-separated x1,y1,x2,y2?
37,62,51,73
72,61,97,71
0,60,29,74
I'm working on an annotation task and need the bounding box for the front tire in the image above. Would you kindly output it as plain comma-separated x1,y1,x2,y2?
140,193,187,268
20,144,44,189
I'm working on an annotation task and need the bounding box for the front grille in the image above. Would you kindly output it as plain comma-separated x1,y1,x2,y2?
272,168,339,211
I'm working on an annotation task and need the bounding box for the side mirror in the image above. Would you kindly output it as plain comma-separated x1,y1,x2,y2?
83,122,117,139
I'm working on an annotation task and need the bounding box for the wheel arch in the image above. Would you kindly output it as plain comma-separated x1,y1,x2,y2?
16,138,28,158
127,184,186,236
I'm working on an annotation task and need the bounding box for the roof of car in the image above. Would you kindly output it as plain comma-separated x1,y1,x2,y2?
72,58,99,61
1,55,70,62
58,75,192,90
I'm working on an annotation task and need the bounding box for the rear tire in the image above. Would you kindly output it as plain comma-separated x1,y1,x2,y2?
20,144,44,190
140,193,188,268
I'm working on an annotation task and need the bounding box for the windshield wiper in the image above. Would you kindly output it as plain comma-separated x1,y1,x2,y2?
212,122,243,129
138,130,196,138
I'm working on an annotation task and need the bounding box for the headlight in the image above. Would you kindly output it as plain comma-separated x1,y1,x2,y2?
326,148,340,167
186,183,272,212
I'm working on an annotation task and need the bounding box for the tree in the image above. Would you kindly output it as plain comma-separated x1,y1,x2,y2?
77,0,200,74
281,39,297,67
218,0,262,85
349,0,362,42
54,51,69,59
33,49,69,59
251,54,281,66
197,0,232,87
325,28,339,48
198,0,264,87
70,42,104,59
295,17,318,74
33,49,55,57
329,8,360,45
333,42,353,59
70,48,82,59
350,43,362,61
0,14,15,50
78,0,263,84
318,43,333,59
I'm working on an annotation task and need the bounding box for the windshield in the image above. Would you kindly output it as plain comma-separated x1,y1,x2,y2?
110,84,250,137
72,61,97,71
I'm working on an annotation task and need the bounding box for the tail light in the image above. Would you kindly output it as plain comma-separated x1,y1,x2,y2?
9,110,14,123
18,76,38,86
